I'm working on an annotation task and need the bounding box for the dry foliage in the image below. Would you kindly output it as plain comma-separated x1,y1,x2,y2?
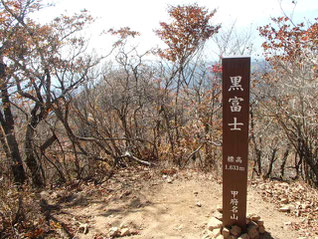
155,3,220,62
0,182,47,238
252,179,318,237
255,16,318,185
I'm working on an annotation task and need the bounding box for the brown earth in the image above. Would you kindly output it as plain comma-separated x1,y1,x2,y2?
40,168,317,239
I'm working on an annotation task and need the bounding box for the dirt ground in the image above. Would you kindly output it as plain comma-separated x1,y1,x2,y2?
40,168,317,239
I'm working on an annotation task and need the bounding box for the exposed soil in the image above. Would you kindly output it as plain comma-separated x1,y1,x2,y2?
39,168,317,239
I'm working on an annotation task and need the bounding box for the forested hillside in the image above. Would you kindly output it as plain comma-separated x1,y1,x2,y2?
0,0,317,238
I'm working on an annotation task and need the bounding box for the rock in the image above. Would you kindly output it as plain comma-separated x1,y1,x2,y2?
216,205,223,213
280,197,289,204
120,228,131,236
302,203,310,209
196,202,202,207
258,183,266,190
202,233,212,239
207,217,222,231
109,227,121,237
120,190,131,199
248,221,258,228
40,191,50,199
215,235,224,239
222,227,230,237
212,211,223,221
247,223,259,239
130,229,139,236
176,225,183,231
50,191,59,199
247,213,260,221
284,221,291,226
78,223,89,234
258,225,266,234
120,221,129,228
211,228,221,237
250,215,261,222
256,220,264,226
289,204,295,211
230,225,241,237
167,177,173,183
279,205,291,212
239,233,250,239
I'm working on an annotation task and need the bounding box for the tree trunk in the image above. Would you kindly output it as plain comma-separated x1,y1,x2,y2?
6,128,26,185
0,63,26,185
0,125,25,184
280,147,290,179
296,139,318,185
250,110,262,176
24,124,44,187
303,149,318,185
265,148,277,179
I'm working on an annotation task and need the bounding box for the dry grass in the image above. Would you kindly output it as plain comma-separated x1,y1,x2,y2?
0,180,47,239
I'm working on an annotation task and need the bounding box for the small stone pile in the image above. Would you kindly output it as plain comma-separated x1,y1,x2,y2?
108,226,139,238
202,207,266,239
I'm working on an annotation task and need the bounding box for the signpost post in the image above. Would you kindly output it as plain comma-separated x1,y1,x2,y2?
222,57,250,230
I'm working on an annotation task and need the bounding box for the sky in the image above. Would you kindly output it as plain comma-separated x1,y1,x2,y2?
34,0,318,59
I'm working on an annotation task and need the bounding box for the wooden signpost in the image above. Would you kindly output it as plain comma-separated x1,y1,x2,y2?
222,57,250,230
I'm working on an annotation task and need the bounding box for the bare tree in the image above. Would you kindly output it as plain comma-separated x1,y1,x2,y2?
259,16,318,184
0,0,101,187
